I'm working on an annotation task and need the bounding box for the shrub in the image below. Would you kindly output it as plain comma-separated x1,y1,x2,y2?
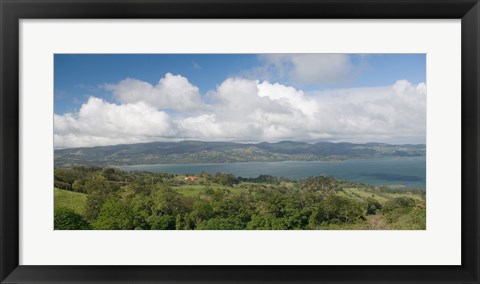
54,207,90,230
196,217,245,230
92,199,134,230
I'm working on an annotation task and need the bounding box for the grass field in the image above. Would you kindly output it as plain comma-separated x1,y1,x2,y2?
173,185,206,196
173,184,249,196
173,182,425,207
342,187,425,204
54,188,87,216
55,184,424,212
342,188,391,203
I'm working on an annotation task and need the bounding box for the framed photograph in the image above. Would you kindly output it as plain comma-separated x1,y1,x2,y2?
1,0,479,283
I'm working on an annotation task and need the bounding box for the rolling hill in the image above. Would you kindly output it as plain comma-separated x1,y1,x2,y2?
54,140,426,167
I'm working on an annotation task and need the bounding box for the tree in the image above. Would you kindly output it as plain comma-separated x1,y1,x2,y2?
54,181,72,191
383,197,416,212
84,194,107,221
309,196,364,226
196,217,245,230
247,215,287,230
92,199,134,230
366,197,382,215
72,179,85,193
212,172,238,187
83,175,119,195
149,215,176,230
302,176,338,198
150,186,185,216
146,185,186,230
54,168,79,185
129,193,153,229
190,202,214,225
54,208,91,230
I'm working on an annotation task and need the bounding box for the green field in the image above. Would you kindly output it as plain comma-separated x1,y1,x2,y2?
173,185,207,196
54,188,87,216
342,187,425,203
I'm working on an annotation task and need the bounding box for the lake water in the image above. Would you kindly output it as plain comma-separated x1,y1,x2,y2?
118,157,426,189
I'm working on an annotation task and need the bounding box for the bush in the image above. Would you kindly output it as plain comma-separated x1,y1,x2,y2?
196,217,245,230
247,215,288,230
54,207,91,230
310,196,364,226
366,197,382,215
54,181,72,191
383,197,416,211
149,215,176,230
92,199,134,230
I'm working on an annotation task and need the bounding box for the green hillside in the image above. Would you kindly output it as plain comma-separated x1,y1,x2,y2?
55,140,425,167
53,167,426,230
54,188,88,216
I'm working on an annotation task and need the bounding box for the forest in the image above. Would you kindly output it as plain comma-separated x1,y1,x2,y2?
54,166,426,230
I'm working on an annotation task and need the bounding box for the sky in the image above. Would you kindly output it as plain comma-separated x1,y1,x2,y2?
54,54,426,148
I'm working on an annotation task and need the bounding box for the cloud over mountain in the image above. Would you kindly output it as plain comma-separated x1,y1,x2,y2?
54,74,426,148
104,73,203,111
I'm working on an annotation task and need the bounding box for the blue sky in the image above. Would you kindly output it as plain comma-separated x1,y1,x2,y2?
54,54,425,114
54,54,426,148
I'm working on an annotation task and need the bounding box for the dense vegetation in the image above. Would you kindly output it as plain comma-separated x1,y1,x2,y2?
54,140,426,167
54,166,426,230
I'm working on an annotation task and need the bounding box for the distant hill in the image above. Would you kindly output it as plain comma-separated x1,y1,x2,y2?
54,140,426,167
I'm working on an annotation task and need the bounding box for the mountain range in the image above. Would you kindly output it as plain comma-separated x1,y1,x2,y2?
54,140,426,167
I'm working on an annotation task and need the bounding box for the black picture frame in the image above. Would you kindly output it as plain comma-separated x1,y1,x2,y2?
1,0,479,283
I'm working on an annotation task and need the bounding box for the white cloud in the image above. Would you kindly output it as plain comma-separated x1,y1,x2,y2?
54,97,177,148
54,76,426,148
104,73,202,111
258,54,357,85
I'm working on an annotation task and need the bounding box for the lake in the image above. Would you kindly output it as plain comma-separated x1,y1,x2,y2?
117,157,426,189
